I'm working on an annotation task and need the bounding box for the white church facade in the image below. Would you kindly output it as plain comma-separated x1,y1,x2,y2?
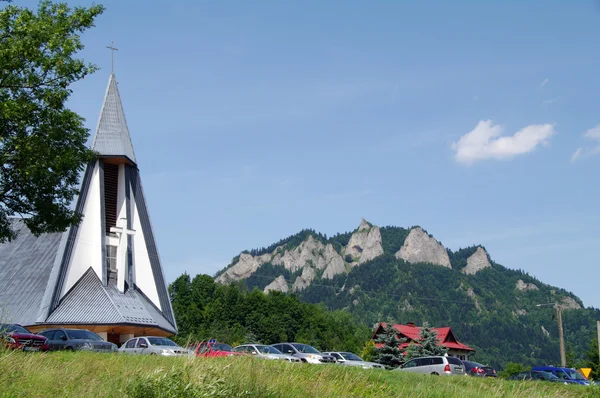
0,73,177,346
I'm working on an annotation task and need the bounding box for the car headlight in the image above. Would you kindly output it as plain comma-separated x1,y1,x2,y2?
160,349,173,355
80,342,93,349
6,336,15,344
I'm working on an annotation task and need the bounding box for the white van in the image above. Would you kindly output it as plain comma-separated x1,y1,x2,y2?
395,356,465,376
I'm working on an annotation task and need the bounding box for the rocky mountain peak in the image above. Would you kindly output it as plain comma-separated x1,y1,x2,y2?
395,227,452,268
462,247,492,275
264,275,289,294
344,219,384,265
515,279,539,291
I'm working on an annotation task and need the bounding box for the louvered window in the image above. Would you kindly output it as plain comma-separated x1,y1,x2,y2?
104,163,119,233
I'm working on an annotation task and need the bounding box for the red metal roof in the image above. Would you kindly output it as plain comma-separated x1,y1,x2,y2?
374,322,474,352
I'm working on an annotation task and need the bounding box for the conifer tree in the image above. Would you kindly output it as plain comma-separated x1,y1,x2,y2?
405,322,448,360
373,324,406,368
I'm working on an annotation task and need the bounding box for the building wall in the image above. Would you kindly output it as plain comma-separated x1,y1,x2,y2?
130,182,161,309
61,162,103,297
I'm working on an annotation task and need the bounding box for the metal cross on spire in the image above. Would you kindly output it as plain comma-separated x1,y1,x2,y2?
106,41,119,74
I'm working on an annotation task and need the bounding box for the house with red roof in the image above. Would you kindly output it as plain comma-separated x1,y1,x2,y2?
372,322,475,360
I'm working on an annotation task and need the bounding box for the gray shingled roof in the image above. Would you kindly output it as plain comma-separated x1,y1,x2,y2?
92,73,137,163
0,219,62,325
46,268,177,334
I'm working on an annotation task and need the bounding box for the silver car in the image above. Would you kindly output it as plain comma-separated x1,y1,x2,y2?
233,344,301,362
119,336,192,356
270,343,336,364
395,356,465,376
322,351,385,369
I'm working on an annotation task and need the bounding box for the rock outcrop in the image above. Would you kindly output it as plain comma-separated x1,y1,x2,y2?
292,267,316,292
264,275,289,294
561,296,582,309
344,219,384,265
395,227,452,268
516,279,539,291
466,287,482,312
541,325,550,337
322,244,346,279
462,247,492,275
216,253,265,283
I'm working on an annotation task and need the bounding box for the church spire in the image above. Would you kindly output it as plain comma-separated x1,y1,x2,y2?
92,73,137,164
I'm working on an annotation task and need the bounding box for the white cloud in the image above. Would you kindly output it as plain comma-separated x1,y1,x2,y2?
571,148,583,162
584,125,600,140
542,97,559,105
541,78,549,88
451,120,556,165
573,125,600,161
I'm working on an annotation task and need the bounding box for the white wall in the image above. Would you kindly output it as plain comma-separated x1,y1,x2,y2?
130,183,161,309
61,162,103,297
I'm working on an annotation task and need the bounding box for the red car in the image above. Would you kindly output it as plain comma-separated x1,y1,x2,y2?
189,341,242,358
0,324,49,352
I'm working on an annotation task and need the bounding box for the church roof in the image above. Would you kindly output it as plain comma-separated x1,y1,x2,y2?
92,73,136,164
46,268,177,334
0,219,63,326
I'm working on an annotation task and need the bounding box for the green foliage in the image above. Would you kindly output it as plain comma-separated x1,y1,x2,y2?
360,339,377,362
379,226,410,255
169,274,370,353
373,324,405,368
582,338,600,380
498,362,530,378
404,322,448,360
0,0,104,242
125,364,239,398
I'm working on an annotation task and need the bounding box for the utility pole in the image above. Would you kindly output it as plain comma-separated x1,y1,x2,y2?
597,320,600,368
556,305,566,367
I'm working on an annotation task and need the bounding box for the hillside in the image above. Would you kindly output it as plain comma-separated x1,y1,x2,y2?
215,219,600,369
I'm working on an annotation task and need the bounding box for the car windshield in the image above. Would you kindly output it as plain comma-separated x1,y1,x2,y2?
465,361,484,368
566,370,586,380
212,343,232,352
536,371,558,380
340,352,363,361
148,337,179,347
256,345,281,354
291,344,320,354
0,324,30,334
65,330,102,340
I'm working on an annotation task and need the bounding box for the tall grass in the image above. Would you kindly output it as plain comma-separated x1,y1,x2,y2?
0,350,598,397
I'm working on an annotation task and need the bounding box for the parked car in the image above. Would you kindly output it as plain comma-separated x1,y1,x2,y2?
270,343,336,364
119,336,191,356
189,341,242,357
37,328,117,352
462,360,497,377
233,344,301,362
532,366,590,385
507,371,561,382
394,356,465,376
0,324,49,352
322,351,385,369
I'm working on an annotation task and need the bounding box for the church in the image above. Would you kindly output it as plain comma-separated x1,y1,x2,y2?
0,72,177,345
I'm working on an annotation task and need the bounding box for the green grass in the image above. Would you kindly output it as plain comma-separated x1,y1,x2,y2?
1,350,598,398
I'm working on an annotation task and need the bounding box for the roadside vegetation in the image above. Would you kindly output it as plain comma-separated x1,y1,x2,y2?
1,350,598,398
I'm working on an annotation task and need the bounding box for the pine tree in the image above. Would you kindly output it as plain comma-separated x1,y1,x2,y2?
404,322,448,360
373,324,406,368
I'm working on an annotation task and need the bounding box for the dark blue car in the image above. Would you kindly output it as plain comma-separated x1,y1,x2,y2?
531,366,590,386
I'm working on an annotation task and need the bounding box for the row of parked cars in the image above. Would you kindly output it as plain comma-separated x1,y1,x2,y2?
1,324,595,385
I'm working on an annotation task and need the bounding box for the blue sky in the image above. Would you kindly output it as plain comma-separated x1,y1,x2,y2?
21,1,600,308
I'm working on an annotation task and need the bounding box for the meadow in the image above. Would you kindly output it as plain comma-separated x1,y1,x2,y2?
0,350,598,398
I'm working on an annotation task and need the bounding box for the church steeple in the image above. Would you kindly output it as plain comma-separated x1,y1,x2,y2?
92,73,136,164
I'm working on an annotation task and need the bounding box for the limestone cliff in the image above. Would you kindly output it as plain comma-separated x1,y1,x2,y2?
344,219,384,265
216,253,265,283
264,275,289,294
292,266,316,292
322,244,346,279
395,227,452,268
516,279,539,291
462,247,492,275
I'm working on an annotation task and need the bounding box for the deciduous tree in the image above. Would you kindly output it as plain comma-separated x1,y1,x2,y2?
0,0,104,242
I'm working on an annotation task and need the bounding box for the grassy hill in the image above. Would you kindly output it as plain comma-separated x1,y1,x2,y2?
1,351,598,398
